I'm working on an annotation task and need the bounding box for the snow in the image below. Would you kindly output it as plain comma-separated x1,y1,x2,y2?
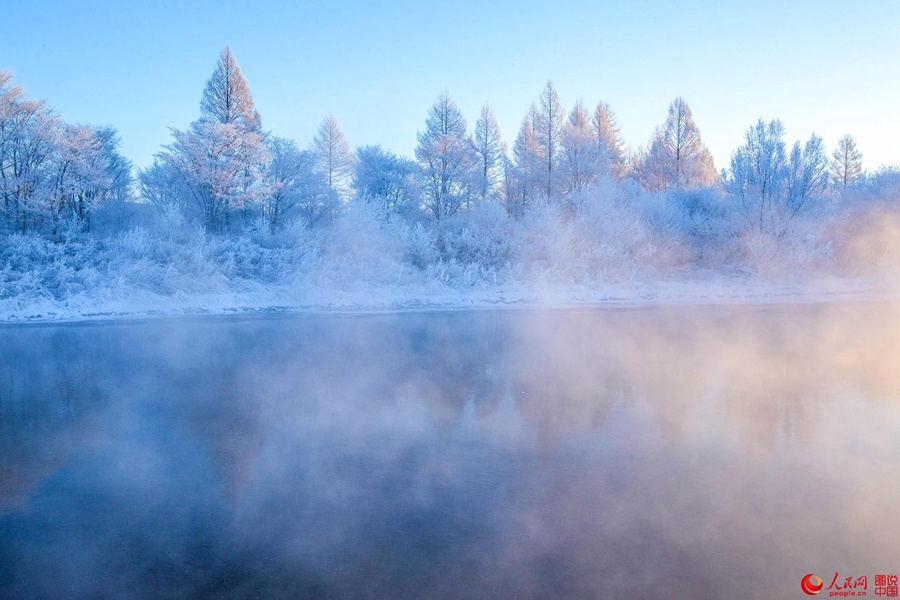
4,180,900,324
2,274,896,324
4,66,900,326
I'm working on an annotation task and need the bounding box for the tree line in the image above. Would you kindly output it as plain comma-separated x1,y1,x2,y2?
0,47,870,238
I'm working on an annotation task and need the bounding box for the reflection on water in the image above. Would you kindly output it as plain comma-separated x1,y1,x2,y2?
1,304,899,599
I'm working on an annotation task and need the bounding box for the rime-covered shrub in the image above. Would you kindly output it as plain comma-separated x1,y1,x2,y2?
0,234,103,301
435,202,513,273
401,221,439,270
511,198,575,281
2,169,899,317
309,202,405,290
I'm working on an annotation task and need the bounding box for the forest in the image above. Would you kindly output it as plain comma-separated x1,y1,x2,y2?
2,47,898,318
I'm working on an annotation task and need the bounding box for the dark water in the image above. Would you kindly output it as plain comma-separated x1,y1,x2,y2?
1,304,899,599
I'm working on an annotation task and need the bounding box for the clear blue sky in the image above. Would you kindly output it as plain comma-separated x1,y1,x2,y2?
2,0,898,172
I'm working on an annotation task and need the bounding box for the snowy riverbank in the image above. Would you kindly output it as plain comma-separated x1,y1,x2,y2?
3,276,896,324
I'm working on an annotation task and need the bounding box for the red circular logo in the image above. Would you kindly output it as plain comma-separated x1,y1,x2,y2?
801,574,824,595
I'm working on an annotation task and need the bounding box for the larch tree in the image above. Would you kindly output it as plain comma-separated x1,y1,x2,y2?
560,100,603,193
831,134,863,188
200,46,261,130
312,114,354,198
593,101,624,177
533,81,564,198
512,104,544,209
472,103,506,202
642,97,717,190
414,90,474,220
155,47,269,233
160,121,270,233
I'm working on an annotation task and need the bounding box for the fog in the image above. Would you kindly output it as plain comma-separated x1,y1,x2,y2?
2,303,899,598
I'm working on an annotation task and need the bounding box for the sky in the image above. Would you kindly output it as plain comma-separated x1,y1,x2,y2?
2,0,898,173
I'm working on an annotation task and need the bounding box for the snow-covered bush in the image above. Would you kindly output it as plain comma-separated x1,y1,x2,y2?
511,198,575,281
0,234,103,302
434,202,513,278
401,221,439,271
309,202,405,290
2,169,899,318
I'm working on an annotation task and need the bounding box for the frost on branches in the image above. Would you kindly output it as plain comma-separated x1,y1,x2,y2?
2,48,899,320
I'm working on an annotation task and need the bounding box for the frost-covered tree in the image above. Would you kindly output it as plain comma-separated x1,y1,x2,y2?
726,119,788,232
726,119,827,234
290,150,334,228
500,154,520,211
472,103,506,202
200,46,261,130
534,81,564,198
93,126,133,208
640,97,717,190
560,100,605,193
0,78,56,232
511,104,545,209
87,126,134,231
831,134,863,188
139,159,188,212
415,90,474,220
234,135,335,230
262,136,306,230
787,134,829,213
353,145,418,214
593,101,624,177
0,72,124,234
155,49,270,232
311,114,353,198
159,121,269,233
47,124,115,232
1,72,50,231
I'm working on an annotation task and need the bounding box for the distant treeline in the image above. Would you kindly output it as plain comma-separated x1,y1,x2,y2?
1,46,892,241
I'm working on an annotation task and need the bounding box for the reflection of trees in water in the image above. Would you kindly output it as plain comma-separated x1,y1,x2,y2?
711,304,900,451
491,309,713,451
0,327,113,508
4,304,900,507
3,305,900,598
509,311,629,452
714,313,827,450
399,313,512,422
434,303,900,453
190,401,265,508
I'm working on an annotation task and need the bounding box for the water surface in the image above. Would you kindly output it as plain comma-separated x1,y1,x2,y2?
1,304,899,599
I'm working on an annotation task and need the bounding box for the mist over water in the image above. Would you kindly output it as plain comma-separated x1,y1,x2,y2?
1,304,899,599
